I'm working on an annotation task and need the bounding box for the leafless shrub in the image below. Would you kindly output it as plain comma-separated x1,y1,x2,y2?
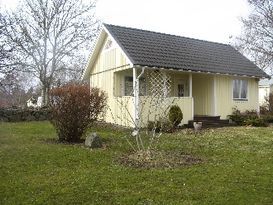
49,83,107,142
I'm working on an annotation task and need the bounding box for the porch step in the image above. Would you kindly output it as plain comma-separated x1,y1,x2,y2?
194,115,220,121
188,115,230,128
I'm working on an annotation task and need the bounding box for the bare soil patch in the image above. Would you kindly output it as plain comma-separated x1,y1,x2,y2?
118,150,203,169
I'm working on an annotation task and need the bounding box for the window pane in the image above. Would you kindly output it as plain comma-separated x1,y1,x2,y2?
241,80,248,99
178,84,184,97
139,78,146,96
233,80,240,99
124,76,133,96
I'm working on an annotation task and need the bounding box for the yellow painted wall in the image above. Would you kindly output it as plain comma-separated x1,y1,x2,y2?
192,74,214,115
138,96,193,126
90,36,133,127
215,75,259,119
191,73,258,118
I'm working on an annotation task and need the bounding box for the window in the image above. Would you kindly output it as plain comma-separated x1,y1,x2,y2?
124,77,133,96
177,80,188,97
103,39,114,51
233,79,248,100
178,84,185,97
124,76,146,96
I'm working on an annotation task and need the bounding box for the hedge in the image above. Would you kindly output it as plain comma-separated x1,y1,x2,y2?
0,107,51,122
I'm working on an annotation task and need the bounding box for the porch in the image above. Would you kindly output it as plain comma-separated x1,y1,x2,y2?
110,67,218,127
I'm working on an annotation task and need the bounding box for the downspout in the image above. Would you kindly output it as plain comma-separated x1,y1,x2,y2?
133,66,145,129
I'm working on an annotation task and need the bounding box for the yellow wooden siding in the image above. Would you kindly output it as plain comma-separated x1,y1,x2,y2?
215,75,259,119
192,74,214,115
138,96,193,127
91,37,130,75
90,35,133,127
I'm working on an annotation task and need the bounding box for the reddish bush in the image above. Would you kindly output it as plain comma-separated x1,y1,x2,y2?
49,84,107,142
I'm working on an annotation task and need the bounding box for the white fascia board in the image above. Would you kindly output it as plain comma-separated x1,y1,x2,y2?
81,29,106,80
102,24,133,67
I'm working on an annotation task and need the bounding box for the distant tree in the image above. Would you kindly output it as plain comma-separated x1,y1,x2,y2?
0,73,34,108
235,0,273,76
0,0,99,105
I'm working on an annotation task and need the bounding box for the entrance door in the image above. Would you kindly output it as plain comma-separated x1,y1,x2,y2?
177,80,187,97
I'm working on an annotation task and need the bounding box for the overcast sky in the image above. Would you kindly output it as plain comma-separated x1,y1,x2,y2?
1,0,251,44
96,0,251,43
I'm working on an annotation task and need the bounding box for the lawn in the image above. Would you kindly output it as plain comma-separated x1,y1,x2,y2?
0,122,273,204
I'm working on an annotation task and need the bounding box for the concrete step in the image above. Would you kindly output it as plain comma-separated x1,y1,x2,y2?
194,115,221,121
188,119,230,128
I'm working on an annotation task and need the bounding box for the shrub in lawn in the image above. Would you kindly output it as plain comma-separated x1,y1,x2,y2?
147,119,174,133
260,105,269,115
262,115,273,123
244,118,267,127
229,107,267,127
160,119,174,133
147,121,160,132
49,84,107,142
168,105,183,127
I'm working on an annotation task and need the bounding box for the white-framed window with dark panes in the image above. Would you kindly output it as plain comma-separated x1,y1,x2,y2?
124,76,146,96
233,79,248,100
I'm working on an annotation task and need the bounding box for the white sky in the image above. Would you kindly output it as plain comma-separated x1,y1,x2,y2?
96,0,250,44
1,0,251,44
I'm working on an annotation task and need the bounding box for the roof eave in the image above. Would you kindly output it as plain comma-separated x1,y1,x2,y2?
133,64,270,79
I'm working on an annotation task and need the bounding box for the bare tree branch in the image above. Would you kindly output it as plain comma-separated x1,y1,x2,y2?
234,0,273,77
0,0,99,105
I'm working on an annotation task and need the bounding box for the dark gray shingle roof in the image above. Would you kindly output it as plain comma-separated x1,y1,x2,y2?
104,24,269,78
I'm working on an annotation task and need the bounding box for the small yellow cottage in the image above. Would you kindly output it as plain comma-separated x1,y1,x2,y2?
82,24,269,128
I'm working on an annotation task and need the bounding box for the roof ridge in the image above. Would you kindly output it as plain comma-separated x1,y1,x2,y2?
103,23,232,48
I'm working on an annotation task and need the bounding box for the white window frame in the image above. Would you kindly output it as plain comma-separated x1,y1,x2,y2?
123,76,146,96
232,79,248,101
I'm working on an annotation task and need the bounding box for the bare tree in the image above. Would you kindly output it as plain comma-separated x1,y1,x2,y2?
0,0,99,105
234,0,273,76
0,12,18,84
0,72,35,108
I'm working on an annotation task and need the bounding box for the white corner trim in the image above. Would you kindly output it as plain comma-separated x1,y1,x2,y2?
213,75,217,116
192,97,194,120
189,73,192,97
133,67,138,128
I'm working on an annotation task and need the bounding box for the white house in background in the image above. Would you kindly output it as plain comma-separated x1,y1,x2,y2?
259,79,273,105
26,96,43,108
36,96,43,107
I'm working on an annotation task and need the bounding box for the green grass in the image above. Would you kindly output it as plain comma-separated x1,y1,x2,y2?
0,122,273,204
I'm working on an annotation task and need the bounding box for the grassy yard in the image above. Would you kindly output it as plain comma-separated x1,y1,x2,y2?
0,122,273,204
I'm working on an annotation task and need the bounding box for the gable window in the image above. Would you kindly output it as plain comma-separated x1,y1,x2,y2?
103,39,114,51
233,79,248,100
124,76,146,96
